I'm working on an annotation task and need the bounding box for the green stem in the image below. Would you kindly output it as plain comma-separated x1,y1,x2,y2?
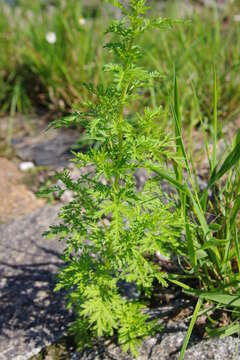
114,83,128,190
114,36,134,191
111,36,135,262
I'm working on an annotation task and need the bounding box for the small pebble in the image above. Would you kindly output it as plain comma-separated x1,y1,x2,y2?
233,14,240,22
60,190,74,203
19,162,35,172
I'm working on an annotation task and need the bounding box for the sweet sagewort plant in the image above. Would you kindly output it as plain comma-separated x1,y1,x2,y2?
43,0,240,357
44,0,185,355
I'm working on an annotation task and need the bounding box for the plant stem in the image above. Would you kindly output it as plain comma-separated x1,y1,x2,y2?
114,36,134,191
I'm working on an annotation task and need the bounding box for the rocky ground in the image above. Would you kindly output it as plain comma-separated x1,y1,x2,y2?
0,114,240,359
0,205,74,360
1,205,240,360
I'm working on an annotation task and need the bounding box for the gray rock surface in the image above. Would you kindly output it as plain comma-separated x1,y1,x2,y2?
73,322,240,360
0,205,73,360
12,129,80,168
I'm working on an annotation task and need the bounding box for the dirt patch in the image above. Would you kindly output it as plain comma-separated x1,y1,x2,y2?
0,157,45,222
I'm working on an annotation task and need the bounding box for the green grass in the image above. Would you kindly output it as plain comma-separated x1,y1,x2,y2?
0,1,105,114
153,68,240,358
142,2,240,128
0,0,240,131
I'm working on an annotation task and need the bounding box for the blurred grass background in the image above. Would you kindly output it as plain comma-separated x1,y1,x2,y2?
0,0,240,130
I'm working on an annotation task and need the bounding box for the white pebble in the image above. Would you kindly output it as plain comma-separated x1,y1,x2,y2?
19,162,35,171
233,14,240,22
60,190,74,203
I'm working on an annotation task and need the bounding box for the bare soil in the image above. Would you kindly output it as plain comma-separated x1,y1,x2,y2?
0,157,45,223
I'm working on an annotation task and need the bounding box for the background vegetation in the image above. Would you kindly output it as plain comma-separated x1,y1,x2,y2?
0,0,240,130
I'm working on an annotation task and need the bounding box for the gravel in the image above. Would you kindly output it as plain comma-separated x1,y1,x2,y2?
0,205,73,360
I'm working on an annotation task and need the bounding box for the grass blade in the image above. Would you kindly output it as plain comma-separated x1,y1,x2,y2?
208,142,240,188
150,166,187,193
191,81,211,170
172,72,200,200
184,194,197,268
230,196,240,231
179,298,202,360
212,65,217,171
207,323,240,338
172,69,183,189
199,292,240,307
233,228,240,273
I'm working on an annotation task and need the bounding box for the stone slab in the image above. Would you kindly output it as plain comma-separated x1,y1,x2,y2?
0,205,73,360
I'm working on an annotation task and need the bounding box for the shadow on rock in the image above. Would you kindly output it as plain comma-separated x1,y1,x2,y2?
0,249,73,349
